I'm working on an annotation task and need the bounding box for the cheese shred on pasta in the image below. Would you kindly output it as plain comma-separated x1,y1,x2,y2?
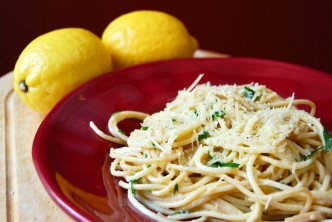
91,75,332,221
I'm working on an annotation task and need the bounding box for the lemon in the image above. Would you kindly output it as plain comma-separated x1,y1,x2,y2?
14,28,113,114
102,10,198,69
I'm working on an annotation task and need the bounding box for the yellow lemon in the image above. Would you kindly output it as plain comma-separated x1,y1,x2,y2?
102,10,198,69
14,28,113,114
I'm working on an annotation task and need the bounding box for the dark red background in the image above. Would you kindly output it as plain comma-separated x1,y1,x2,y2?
1,0,332,76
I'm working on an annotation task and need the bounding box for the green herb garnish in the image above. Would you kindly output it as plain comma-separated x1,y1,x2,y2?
152,142,156,148
194,108,199,116
118,129,126,135
130,178,140,194
323,127,332,152
212,110,225,121
303,127,331,160
174,183,179,194
255,94,262,102
171,210,190,215
244,86,261,102
141,126,148,130
147,165,151,168
244,87,255,99
303,147,322,161
171,118,177,123
198,131,210,141
211,161,239,168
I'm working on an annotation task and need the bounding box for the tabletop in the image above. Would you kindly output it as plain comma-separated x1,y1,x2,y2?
0,49,227,221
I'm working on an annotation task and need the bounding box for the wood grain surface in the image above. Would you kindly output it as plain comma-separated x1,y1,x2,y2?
0,50,227,221
0,73,73,221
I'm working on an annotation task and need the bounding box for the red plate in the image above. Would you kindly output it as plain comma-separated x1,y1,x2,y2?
32,58,332,221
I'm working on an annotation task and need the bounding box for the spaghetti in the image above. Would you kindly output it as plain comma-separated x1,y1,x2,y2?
91,74,332,221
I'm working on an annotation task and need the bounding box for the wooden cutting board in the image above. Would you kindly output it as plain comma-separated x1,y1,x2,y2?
0,73,74,221
0,50,228,221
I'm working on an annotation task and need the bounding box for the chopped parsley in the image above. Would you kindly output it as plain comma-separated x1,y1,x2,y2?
303,147,322,161
152,142,156,148
147,164,151,168
198,131,210,141
255,94,262,102
174,183,179,194
130,178,140,194
118,129,126,135
171,210,190,215
244,86,261,102
244,86,255,99
212,110,225,121
211,161,239,168
194,108,199,116
323,127,332,152
171,118,177,123
303,127,331,160
141,126,148,130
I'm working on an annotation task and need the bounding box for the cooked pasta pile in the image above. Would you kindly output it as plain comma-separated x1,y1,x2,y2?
91,75,332,222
